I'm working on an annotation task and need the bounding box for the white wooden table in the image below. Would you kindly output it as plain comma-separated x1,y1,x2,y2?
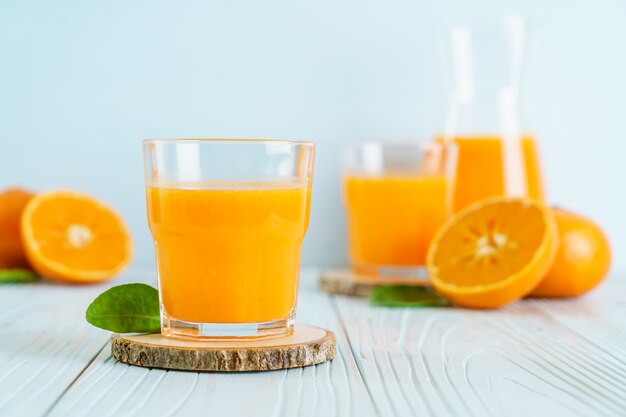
1,269,624,417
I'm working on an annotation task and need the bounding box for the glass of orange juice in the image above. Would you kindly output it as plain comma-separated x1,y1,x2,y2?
142,139,315,340
343,141,456,281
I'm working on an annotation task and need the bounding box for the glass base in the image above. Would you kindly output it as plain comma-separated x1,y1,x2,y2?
352,263,429,283
161,312,295,341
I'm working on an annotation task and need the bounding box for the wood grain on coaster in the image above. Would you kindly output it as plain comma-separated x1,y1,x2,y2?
111,324,335,372
319,269,429,296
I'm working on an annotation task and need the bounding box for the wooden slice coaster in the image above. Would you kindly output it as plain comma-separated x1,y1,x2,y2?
111,324,335,372
319,269,430,297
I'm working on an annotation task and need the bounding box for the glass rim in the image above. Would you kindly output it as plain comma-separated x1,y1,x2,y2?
142,138,315,147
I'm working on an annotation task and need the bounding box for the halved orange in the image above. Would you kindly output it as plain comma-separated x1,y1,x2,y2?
21,190,132,283
427,197,558,308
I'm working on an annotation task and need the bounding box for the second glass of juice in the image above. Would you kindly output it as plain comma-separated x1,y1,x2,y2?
143,139,315,340
343,141,456,281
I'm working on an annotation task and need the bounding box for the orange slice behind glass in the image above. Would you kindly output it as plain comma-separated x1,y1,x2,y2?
21,190,132,283
427,197,558,308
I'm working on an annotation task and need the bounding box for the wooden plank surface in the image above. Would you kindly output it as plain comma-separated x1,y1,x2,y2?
0,269,624,417
45,272,377,417
0,269,153,417
0,281,109,417
332,276,626,417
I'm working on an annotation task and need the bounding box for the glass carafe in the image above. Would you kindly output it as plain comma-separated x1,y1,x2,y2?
440,16,546,213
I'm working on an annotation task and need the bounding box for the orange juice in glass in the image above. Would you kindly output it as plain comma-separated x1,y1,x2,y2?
343,141,456,280
143,139,315,340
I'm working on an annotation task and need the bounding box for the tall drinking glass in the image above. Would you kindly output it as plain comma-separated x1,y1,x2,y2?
142,139,315,340
343,141,456,281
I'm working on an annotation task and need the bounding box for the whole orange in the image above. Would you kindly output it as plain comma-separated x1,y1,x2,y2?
0,187,35,269
531,208,611,297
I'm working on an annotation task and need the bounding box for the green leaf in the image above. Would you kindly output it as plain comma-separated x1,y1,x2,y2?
85,283,160,333
369,285,453,307
0,269,38,283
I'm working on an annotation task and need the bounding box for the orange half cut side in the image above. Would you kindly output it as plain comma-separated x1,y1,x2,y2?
427,197,558,308
21,190,132,283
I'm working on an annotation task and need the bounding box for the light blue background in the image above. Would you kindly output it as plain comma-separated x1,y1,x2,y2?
1,0,625,272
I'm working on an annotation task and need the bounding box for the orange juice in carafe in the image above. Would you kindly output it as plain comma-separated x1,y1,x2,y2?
446,135,545,212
